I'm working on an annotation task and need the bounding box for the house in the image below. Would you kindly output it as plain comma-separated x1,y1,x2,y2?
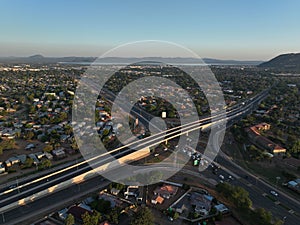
35,152,45,160
287,180,300,193
8,156,20,166
246,123,286,154
151,195,164,205
44,152,53,160
25,143,35,150
174,202,189,214
17,154,27,164
153,184,178,199
190,192,213,214
110,188,120,196
57,208,68,221
5,160,12,168
124,186,139,198
52,148,66,159
28,154,40,165
67,205,91,222
214,204,229,214
98,193,122,208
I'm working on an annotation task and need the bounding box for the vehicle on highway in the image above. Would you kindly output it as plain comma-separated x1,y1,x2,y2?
9,184,17,189
270,190,278,197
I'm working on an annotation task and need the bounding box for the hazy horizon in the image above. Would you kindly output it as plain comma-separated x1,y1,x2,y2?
1,0,300,60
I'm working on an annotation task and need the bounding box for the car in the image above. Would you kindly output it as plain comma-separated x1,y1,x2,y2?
212,168,218,175
154,153,159,157
228,175,234,180
9,184,17,189
270,190,278,197
219,175,225,180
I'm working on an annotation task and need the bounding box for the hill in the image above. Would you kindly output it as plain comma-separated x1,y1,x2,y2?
0,56,262,65
259,53,300,70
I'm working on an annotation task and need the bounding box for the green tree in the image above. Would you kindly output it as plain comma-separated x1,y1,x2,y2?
38,159,52,170
25,131,35,140
90,211,101,225
173,212,179,220
0,139,15,154
131,207,154,225
43,144,53,152
90,198,111,214
82,211,101,225
108,208,119,224
82,212,91,225
291,140,300,154
65,214,75,225
253,208,272,225
22,157,34,169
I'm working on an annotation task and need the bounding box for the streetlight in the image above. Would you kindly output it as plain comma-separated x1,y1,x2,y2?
16,177,20,194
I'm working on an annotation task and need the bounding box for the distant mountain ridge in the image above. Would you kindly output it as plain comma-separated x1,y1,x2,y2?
259,53,300,70
0,55,263,65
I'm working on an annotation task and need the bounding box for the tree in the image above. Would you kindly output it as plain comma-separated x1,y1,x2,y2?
253,208,272,225
291,140,300,154
108,208,119,224
173,212,179,220
25,131,35,140
82,211,101,225
90,198,111,214
21,157,34,169
0,139,15,154
38,159,52,170
43,144,53,152
131,207,154,225
82,212,91,225
65,214,75,225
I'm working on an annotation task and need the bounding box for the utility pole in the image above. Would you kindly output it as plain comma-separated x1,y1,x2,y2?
276,176,281,188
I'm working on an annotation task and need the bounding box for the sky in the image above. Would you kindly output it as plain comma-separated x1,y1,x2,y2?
0,0,300,60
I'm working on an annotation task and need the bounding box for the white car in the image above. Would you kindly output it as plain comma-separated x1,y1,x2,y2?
270,190,278,197
219,175,225,180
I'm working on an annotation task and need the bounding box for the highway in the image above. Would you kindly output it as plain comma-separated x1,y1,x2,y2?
0,89,286,224
0,91,265,202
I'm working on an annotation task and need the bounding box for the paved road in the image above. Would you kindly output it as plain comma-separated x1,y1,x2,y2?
178,150,299,225
0,176,110,225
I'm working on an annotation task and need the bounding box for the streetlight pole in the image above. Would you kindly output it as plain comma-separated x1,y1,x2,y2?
16,177,20,194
